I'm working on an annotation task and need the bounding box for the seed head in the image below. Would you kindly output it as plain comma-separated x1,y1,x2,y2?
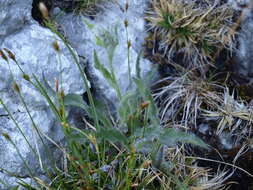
59,106,65,118
124,19,128,28
52,41,60,52
0,49,8,61
127,40,131,49
2,133,11,141
61,122,69,129
140,101,150,110
3,48,16,61
38,2,49,20
12,81,20,93
54,78,59,92
22,74,30,82
125,0,129,11
59,89,65,100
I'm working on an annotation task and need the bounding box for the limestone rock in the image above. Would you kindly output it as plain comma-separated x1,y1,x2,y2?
0,0,32,41
54,0,152,105
234,15,253,78
0,1,85,188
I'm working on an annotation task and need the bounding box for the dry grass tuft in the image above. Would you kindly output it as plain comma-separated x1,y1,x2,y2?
146,0,236,67
203,88,253,141
153,70,224,127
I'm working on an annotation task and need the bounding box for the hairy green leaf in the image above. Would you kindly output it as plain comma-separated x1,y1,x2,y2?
64,93,89,112
159,128,208,148
97,127,129,148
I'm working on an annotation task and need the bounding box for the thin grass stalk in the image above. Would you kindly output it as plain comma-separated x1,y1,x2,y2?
0,98,50,187
32,75,61,121
13,59,26,75
1,134,40,187
125,146,135,189
31,76,95,184
0,178,8,188
142,106,149,138
14,84,57,174
67,125,102,186
0,98,38,157
14,89,45,169
55,45,63,90
44,20,99,128
124,1,132,88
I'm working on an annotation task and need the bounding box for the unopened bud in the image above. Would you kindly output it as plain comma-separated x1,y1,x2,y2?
140,101,150,110
59,89,65,100
61,122,69,129
127,40,131,49
38,2,49,19
54,78,59,93
124,19,128,28
59,106,65,118
2,133,11,141
0,49,8,61
12,81,20,93
22,74,30,82
3,48,16,61
52,41,60,52
125,1,129,11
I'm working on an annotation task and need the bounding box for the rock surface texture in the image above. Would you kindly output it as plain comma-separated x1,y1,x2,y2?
54,0,152,105
0,0,32,41
235,15,253,77
0,0,84,188
228,0,253,78
0,0,151,188
1,0,253,188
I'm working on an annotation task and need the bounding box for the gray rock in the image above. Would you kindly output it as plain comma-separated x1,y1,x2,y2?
0,0,32,41
218,131,238,150
0,0,153,188
54,0,152,106
0,24,84,112
0,2,85,189
234,15,253,77
230,0,253,78
228,0,252,10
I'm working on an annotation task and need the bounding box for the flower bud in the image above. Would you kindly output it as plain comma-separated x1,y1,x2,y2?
12,81,20,93
54,78,59,93
140,101,150,110
59,89,65,100
125,0,129,11
52,41,60,52
38,2,49,19
3,48,16,61
2,133,11,141
124,19,128,28
127,40,131,49
0,49,8,61
22,74,30,82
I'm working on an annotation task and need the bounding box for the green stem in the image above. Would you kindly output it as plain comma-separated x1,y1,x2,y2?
45,21,99,129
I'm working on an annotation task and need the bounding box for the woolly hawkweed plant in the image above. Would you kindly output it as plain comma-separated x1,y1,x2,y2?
145,0,236,68
0,3,232,189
